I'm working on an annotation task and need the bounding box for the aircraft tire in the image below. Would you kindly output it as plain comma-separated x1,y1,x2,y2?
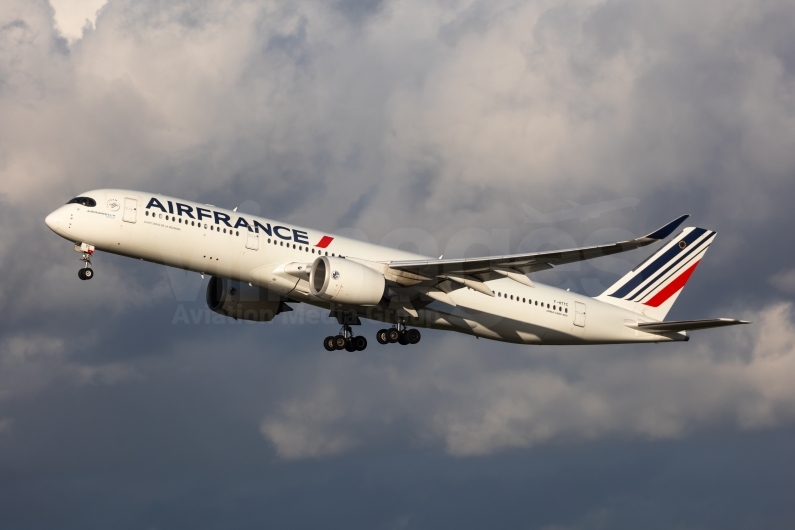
78,269,86,280
354,336,367,351
333,335,347,350
323,336,336,351
376,329,389,344
407,329,421,344
344,339,357,352
386,328,400,343
398,332,410,345
83,268,94,280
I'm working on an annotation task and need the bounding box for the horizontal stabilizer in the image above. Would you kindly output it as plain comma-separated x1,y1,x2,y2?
630,318,750,333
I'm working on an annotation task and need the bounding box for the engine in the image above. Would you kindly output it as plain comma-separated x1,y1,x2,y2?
206,276,291,321
309,256,386,306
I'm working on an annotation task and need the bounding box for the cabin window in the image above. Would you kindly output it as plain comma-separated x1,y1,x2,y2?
535,301,537,306
280,241,283,246
223,228,226,233
146,211,149,216
522,298,525,303
565,308,568,313
67,197,96,207
312,249,315,254
236,231,239,236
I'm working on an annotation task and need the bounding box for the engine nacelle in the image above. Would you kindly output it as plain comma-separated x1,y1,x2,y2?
206,276,291,321
309,256,386,306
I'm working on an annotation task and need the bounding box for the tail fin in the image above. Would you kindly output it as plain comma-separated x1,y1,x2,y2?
595,227,716,320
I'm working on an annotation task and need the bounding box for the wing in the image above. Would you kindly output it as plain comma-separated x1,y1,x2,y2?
633,318,750,333
387,214,690,281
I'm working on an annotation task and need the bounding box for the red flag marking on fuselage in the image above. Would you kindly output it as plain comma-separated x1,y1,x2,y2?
316,236,334,248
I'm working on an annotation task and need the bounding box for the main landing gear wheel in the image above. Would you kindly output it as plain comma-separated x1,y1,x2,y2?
377,321,422,346
322,325,367,351
353,336,367,351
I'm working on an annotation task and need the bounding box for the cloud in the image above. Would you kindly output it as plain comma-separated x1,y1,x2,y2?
261,303,795,459
769,268,795,297
50,0,108,41
1,0,795,525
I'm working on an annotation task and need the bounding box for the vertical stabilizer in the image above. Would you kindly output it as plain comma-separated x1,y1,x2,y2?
595,227,716,321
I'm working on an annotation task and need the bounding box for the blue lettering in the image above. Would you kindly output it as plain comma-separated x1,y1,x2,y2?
234,217,251,231
146,197,167,212
167,201,174,214
274,226,292,240
214,211,232,227
253,221,272,236
176,203,195,219
293,229,309,244
196,208,212,221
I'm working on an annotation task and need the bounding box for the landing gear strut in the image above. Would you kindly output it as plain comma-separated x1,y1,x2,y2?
76,243,95,281
324,324,368,352
376,319,421,346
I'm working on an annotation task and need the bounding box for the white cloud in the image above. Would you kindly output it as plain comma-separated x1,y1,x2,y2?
261,303,795,459
50,0,107,42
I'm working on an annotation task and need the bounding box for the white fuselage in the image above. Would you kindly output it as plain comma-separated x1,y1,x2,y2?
45,189,686,345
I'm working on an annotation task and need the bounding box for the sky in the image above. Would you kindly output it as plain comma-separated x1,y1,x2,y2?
1,0,795,528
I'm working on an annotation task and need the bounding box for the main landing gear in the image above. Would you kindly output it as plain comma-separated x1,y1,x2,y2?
76,243,95,281
324,325,368,352
376,320,421,346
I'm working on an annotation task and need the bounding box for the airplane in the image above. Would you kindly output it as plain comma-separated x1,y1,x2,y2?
45,190,748,351
522,197,640,223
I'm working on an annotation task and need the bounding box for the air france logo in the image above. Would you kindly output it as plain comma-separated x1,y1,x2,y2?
145,197,314,244
107,199,120,211
332,271,340,280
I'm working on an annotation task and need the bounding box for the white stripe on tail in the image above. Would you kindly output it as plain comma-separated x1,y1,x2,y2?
595,227,716,320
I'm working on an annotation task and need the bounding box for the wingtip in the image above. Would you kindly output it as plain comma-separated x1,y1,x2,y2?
645,214,690,240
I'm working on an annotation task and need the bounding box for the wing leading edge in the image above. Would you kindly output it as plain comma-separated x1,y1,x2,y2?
387,214,690,278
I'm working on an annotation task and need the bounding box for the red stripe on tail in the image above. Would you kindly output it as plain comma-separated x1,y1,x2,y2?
643,261,700,307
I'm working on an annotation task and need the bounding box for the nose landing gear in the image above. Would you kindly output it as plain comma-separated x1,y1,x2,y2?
75,243,95,281
323,324,368,351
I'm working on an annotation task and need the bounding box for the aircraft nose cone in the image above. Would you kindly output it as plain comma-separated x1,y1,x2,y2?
45,211,59,230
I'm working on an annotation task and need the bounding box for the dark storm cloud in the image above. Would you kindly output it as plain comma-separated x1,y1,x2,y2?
1,0,795,528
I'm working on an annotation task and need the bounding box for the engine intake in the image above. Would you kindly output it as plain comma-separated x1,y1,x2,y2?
309,256,386,306
206,276,292,321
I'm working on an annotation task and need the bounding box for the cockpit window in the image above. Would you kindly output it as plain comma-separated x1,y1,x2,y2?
67,197,96,207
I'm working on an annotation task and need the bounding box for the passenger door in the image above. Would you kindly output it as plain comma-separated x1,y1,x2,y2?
246,232,259,250
574,301,586,327
123,198,138,223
